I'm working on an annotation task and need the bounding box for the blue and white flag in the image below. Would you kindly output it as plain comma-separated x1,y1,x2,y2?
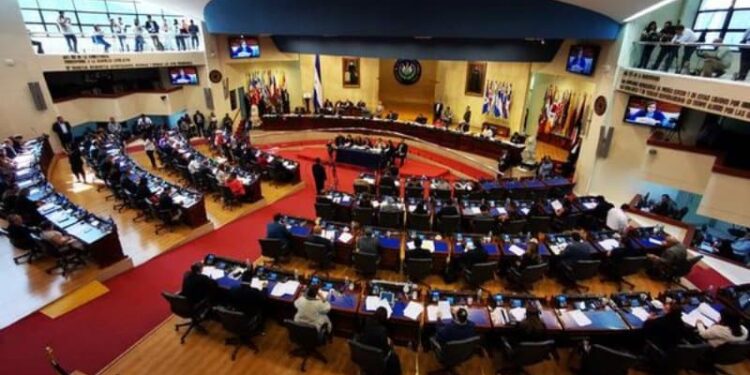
313,54,324,111
493,84,503,118
482,81,493,115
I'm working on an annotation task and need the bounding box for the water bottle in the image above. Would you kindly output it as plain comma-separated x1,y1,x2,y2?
293,268,299,281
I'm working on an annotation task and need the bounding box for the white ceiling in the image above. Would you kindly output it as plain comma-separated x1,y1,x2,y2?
148,0,662,22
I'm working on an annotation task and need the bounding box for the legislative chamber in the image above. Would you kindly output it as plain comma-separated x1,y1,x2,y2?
2,1,750,375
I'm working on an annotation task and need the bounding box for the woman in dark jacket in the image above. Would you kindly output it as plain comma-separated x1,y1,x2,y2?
638,21,660,68
68,143,86,183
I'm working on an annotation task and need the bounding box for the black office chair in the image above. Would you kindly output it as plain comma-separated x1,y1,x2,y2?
712,341,750,374
378,185,396,197
436,214,461,235
498,338,556,375
501,219,527,235
578,344,638,375
348,339,389,375
220,186,241,209
407,212,431,231
605,256,646,291
161,291,208,344
431,188,452,200
527,216,551,235
554,212,582,231
304,241,332,270
284,319,328,372
405,186,424,199
506,263,548,293
353,206,375,226
37,237,86,277
315,202,335,222
471,218,497,235
464,261,497,288
662,255,703,288
429,335,481,375
153,205,180,235
354,182,371,195
353,252,379,278
561,260,601,294
11,233,43,265
509,189,529,200
215,306,262,360
259,238,289,264
644,340,712,374
378,210,402,229
405,258,433,283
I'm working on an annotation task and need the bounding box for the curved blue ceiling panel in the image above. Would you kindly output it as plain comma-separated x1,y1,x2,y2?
204,0,621,40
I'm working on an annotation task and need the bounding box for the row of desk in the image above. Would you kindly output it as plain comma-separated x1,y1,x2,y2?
200,255,727,348
13,137,125,267
83,135,209,227
262,114,526,162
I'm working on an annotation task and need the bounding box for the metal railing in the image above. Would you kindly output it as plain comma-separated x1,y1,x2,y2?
27,31,204,55
630,41,750,82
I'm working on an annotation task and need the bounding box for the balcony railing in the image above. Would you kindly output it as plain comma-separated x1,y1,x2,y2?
630,41,750,83
27,31,204,55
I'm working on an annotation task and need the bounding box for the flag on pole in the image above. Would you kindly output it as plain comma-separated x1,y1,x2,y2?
493,83,503,118
482,81,493,115
504,84,512,119
313,54,324,111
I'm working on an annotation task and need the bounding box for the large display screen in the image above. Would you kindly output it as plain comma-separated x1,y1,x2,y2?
168,67,199,85
624,96,683,129
566,45,600,76
228,36,260,59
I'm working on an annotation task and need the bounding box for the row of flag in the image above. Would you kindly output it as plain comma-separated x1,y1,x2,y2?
481,81,513,120
537,85,588,141
246,69,287,106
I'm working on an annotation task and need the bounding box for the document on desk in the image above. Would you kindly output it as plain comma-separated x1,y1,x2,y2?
508,244,525,256
697,302,721,322
403,301,424,320
648,238,665,246
496,207,508,215
270,280,300,297
521,208,530,215
509,307,527,322
681,308,716,328
406,241,415,250
422,240,435,253
201,266,225,280
323,230,336,241
598,239,620,251
630,306,650,322
567,310,592,327
338,232,353,243
470,207,481,215
365,296,392,318
437,300,452,320
550,200,563,211
250,277,265,291
549,244,564,256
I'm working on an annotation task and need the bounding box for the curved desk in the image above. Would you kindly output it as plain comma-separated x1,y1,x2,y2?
261,115,525,163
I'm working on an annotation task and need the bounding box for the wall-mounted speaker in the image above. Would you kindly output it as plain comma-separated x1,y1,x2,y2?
28,82,47,111
596,126,614,158
203,88,214,110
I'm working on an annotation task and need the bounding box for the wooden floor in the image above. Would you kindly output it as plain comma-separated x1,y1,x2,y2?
100,255,750,375
0,145,303,328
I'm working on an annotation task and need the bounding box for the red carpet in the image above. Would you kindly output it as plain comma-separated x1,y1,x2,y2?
686,264,734,291
295,147,451,178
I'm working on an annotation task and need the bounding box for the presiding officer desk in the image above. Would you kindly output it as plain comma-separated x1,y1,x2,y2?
262,114,526,162
12,137,125,267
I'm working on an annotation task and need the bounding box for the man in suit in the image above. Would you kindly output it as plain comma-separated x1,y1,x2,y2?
396,139,408,166
193,110,206,138
437,199,459,218
356,227,379,257
433,102,444,123
557,232,593,273
435,308,476,345
463,106,472,125
379,172,396,194
358,307,402,374
144,15,163,51
52,116,73,150
266,213,292,251
405,237,432,262
647,235,688,278
181,262,218,305
312,158,327,195
307,225,334,267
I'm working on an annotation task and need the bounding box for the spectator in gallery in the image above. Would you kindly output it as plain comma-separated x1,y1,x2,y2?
188,20,200,49
111,17,127,52
637,21,660,69
133,19,145,52
161,18,174,51
672,25,699,74
737,27,750,81
180,20,191,50
145,15,163,51
92,25,111,52
173,19,186,51
649,21,676,71
57,11,77,53
698,38,732,78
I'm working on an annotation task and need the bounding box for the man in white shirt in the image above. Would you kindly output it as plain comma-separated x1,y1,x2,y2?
106,117,121,135
56,11,77,53
606,204,631,233
671,25,699,74
187,157,202,176
136,114,153,137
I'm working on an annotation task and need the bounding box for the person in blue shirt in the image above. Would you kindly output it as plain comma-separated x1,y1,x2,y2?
435,307,477,345
557,232,593,271
731,233,750,263
266,213,292,250
628,101,669,127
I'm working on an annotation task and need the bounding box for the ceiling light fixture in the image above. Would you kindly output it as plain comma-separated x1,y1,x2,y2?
623,0,678,23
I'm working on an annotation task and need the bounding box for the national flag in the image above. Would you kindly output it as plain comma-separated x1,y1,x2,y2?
493,83,503,118
570,94,587,141
313,54,323,111
504,84,512,119
482,81,493,115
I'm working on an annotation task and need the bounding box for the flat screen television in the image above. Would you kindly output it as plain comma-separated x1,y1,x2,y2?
168,67,198,85
228,36,260,59
623,96,682,129
566,45,600,76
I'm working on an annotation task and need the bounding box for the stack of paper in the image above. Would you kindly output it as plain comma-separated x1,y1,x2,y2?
630,307,650,322
403,301,424,320
496,207,508,215
201,266,225,280
406,241,416,250
521,208,530,215
567,310,592,327
508,244,525,256
365,296,393,318
550,200,563,211
549,244,564,255
249,278,265,291
682,309,716,328
598,239,620,251
422,240,435,253
428,301,452,321
648,238,665,246
338,232,353,243
323,230,336,241
509,307,527,322
270,280,300,297
470,207,482,214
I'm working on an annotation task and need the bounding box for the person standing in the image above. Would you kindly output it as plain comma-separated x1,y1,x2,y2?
143,136,157,169
161,18,173,51
650,21,677,71
111,17,127,52
106,117,121,135
672,25,699,74
92,25,111,52
396,139,408,166
57,11,77,53
68,144,86,183
133,19,145,52
52,116,73,150
188,20,200,50
462,106,472,125
208,112,218,134
312,158,327,195
193,110,206,138
638,21,660,69
180,20,190,51
737,27,750,81
144,15,163,51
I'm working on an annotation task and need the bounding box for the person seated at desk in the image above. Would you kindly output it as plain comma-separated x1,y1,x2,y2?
606,204,631,233
557,232,593,273
215,163,229,185
15,188,40,224
592,195,614,222
40,221,84,251
344,135,354,147
356,227,379,258
136,177,152,200
405,237,432,262
435,307,476,345
359,306,402,375
6,214,36,251
308,225,334,267
379,172,396,192
646,235,688,278
228,281,266,325
158,189,182,222
643,301,692,352
357,193,373,208
98,156,114,179
266,213,292,250
119,172,138,194
515,304,549,343
226,172,246,199
457,122,471,133
510,239,542,274
652,194,677,217
415,113,428,124
437,198,459,218
697,309,748,347
181,262,218,305
730,232,750,264
448,235,489,278
475,204,493,220
187,156,202,176
107,165,122,188
334,134,346,147
294,284,332,340
412,200,429,215
481,126,494,139
537,156,554,178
